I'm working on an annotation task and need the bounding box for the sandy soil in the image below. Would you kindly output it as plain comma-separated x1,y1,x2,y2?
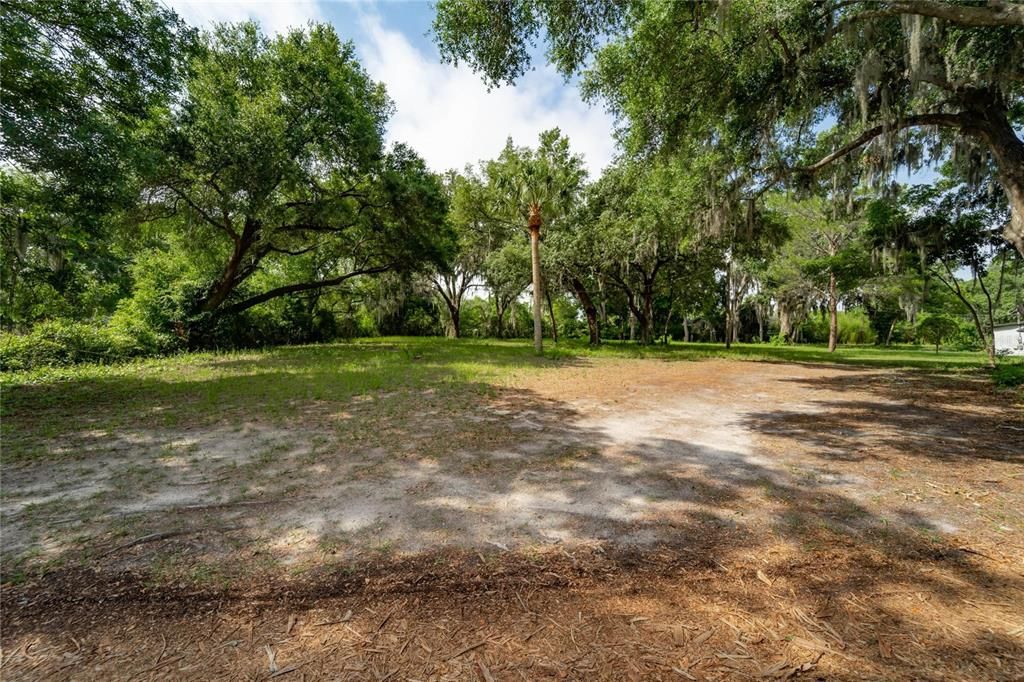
2,358,1022,680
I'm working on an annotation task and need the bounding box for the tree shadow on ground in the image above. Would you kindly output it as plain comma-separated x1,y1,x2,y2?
3,364,1023,679
743,369,1023,464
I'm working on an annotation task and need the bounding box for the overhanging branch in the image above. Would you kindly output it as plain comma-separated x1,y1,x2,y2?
839,0,1024,28
219,265,392,315
795,112,966,173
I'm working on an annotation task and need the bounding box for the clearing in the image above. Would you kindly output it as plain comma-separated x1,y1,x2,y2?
1,340,1022,680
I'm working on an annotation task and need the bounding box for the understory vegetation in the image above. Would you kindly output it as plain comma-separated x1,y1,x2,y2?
3,1,1022,373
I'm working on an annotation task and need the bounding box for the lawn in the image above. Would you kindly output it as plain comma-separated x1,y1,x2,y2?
1,337,1008,464
1,338,1022,680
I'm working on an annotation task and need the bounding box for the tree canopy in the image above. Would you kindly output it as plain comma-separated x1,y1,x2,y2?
433,0,1024,255
139,22,449,342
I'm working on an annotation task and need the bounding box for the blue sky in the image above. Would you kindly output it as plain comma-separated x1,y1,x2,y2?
164,0,618,176
164,1,940,186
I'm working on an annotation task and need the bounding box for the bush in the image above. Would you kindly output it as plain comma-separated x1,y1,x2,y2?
992,364,1024,389
838,310,876,345
0,319,168,371
798,309,876,345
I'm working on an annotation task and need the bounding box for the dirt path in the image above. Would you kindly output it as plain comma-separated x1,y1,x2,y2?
2,358,1022,679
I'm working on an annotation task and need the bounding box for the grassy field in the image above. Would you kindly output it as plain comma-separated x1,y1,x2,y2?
0,335,1009,387
2,336,1016,465
3,336,1023,680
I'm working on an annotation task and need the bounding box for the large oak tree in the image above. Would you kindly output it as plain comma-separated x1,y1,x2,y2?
433,1,1024,256
142,22,448,341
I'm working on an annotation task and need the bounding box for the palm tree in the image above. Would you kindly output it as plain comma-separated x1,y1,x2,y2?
489,130,584,354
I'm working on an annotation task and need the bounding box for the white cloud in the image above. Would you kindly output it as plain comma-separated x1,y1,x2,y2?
356,12,617,177
164,0,323,36
163,1,618,176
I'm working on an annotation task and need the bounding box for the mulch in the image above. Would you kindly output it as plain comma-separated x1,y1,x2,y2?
3,540,1022,681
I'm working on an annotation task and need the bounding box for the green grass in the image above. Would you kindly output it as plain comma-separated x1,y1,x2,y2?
0,336,1014,464
548,338,995,368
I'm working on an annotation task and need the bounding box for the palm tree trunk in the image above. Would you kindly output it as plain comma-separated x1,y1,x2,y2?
828,270,838,353
529,225,543,354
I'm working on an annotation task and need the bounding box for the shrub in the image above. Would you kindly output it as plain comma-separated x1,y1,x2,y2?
0,319,167,371
838,310,876,345
992,364,1024,389
799,309,877,345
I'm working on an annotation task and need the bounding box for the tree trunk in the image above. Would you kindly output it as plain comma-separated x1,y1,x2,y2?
436,279,461,339
936,261,996,367
683,317,690,342
966,93,1024,258
828,270,838,353
570,277,600,345
724,263,732,349
449,302,461,338
528,223,543,355
641,285,655,345
201,218,257,312
494,295,504,338
545,288,558,343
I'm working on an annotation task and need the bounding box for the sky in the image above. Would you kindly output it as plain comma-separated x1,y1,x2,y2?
163,0,618,177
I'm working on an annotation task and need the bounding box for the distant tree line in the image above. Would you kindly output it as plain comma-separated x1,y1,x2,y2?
2,1,1022,370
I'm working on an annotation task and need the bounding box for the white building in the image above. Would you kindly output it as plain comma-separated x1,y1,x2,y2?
994,322,1024,356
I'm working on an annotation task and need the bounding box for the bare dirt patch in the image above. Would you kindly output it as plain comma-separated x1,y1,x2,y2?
2,357,1022,679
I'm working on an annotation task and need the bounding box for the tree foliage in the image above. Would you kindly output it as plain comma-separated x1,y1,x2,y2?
433,0,1024,255
139,23,449,343
2,0,195,221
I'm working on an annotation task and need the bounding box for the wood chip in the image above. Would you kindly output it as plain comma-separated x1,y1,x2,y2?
672,665,697,680
265,644,277,673
445,640,487,661
313,610,353,626
691,628,715,646
270,665,300,678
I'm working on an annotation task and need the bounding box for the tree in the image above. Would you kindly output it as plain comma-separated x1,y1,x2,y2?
771,196,869,352
2,0,194,227
483,130,586,353
0,171,138,330
141,23,448,343
711,196,788,349
481,239,531,338
433,1,1024,257
431,173,492,338
587,163,680,345
866,184,1011,366
546,198,606,345
917,313,960,352
1,1,195,331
